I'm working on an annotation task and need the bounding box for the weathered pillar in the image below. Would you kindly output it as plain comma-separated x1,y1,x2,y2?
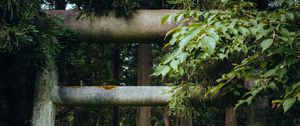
31,62,57,126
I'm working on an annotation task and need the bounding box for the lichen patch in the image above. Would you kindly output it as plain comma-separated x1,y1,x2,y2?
96,85,117,90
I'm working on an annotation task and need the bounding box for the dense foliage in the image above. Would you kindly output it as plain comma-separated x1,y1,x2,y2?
0,0,65,125
2,0,300,125
153,0,300,120
0,0,63,69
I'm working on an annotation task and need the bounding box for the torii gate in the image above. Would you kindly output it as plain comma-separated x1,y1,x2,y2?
31,10,180,126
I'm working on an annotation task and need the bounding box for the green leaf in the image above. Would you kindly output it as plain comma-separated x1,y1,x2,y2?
283,98,296,113
210,83,225,96
178,67,184,75
246,97,253,105
175,14,184,22
234,100,247,110
280,14,286,22
207,28,219,41
218,53,227,60
170,60,179,71
161,49,181,64
165,28,178,40
238,27,250,36
199,36,216,56
280,27,291,36
179,28,200,48
297,94,300,102
260,39,273,52
268,82,277,90
152,65,171,77
285,12,294,20
207,13,217,24
170,32,180,45
161,15,170,24
256,30,269,41
251,90,259,96
229,28,238,36
177,52,188,63
221,0,229,3
264,68,276,77
276,68,287,79
161,53,175,64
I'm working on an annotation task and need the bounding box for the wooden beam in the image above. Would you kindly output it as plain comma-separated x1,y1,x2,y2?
52,86,172,106
47,10,180,43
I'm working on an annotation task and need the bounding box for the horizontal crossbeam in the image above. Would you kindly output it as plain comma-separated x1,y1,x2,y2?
52,86,172,106
48,10,180,43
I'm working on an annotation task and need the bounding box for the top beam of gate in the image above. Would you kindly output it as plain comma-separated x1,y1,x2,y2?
48,10,180,43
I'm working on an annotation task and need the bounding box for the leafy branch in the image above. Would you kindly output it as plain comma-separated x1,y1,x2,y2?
154,1,300,116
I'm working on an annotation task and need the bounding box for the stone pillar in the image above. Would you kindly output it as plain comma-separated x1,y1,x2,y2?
31,62,57,126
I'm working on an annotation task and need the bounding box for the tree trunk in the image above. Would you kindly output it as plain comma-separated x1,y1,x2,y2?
54,1,67,126
244,79,270,126
163,107,171,126
112,107,120,126
96,108,101,126
136,44,152,126
176,116,193,126
31,62,57,126
54,0,66,10
112,44,120,126
246,96,271,126
225,106,238,126
73,107,83,126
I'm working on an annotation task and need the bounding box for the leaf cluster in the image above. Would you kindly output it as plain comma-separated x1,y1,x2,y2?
74,0,140,17
154,0,300,116
0,0,63,70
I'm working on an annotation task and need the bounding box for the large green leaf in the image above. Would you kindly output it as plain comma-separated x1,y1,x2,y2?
199,35,216,56
276,68,287,79
260,39,273,52
153,65,171,77
161,15,170,24
256,30,270,41
170,60,180,71
210,83,225,96
179,28,201,48
238,27,250,36
283,98,296,113
177,52,188,63
161,49,181,64
264,68,276,77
